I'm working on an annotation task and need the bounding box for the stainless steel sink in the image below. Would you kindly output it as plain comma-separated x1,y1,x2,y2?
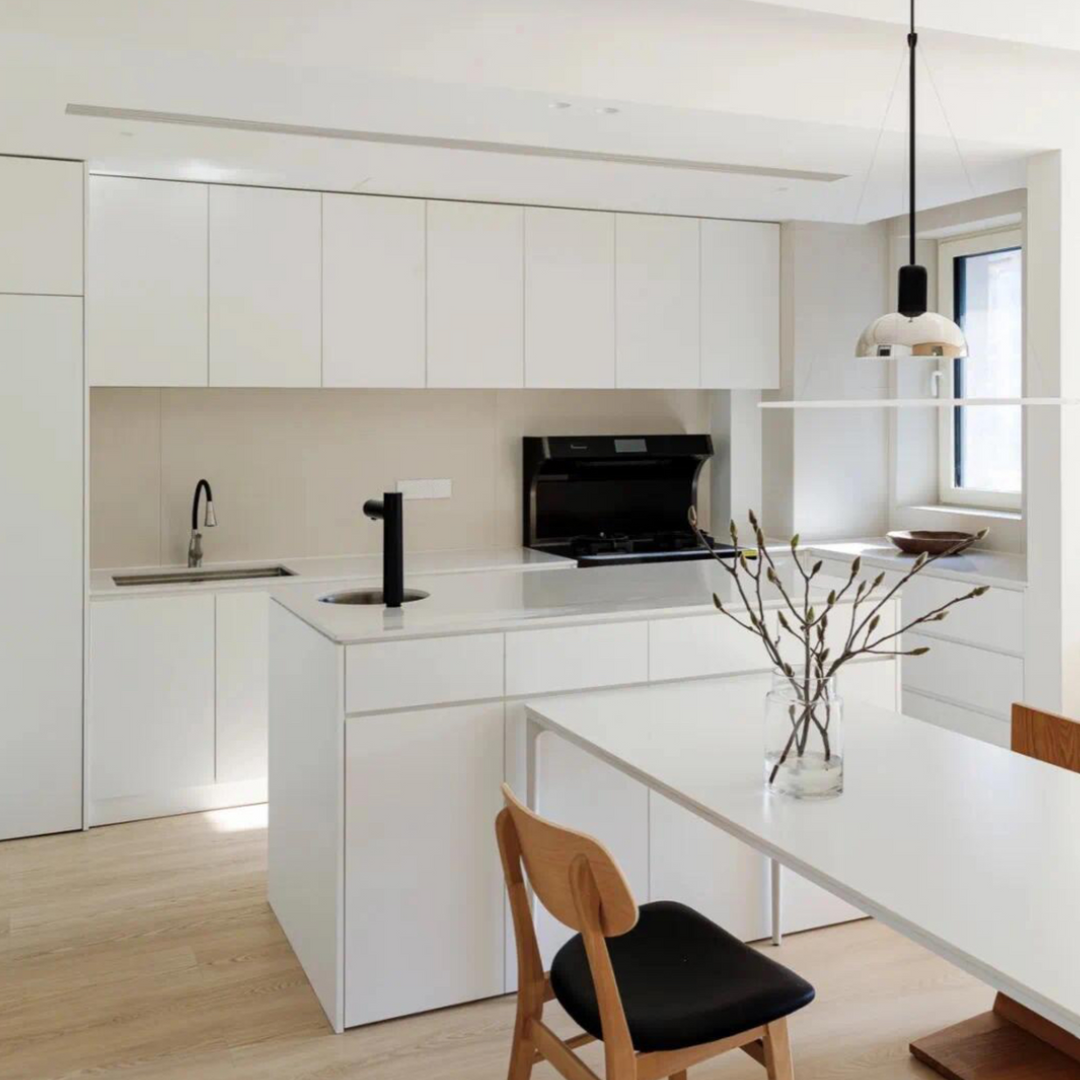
319,588,430,605
113,566,297,586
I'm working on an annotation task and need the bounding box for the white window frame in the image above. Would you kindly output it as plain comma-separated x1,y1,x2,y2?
936,228,1023,512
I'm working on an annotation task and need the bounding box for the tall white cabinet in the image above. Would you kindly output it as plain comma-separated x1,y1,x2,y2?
0,156,85,840
0,157,83,295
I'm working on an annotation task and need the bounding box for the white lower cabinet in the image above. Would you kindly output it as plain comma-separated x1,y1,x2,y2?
344,703,506,1027
903,690,1010,748
502,688,649,984
215,592,270,782
90,595,216,809
90,590,271,823
649,792,771,942
903,632,1022,718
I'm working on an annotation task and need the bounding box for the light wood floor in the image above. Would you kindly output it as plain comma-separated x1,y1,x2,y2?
0,805,992,1080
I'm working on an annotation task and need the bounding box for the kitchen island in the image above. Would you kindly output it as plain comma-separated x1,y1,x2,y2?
268,559,901,1031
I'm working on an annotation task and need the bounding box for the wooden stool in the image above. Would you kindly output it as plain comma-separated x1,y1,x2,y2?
497,783,815,1080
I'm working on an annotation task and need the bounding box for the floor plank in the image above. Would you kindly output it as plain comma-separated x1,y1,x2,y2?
0,806,992,1079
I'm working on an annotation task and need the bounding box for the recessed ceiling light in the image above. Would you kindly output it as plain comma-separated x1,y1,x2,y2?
597,106,621,115
550,101,572,110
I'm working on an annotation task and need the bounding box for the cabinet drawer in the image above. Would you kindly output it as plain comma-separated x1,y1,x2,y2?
901,575,1022,655
505,621,648,696
649,614,773,682
903,633,1022,718
903,690,1010,748
345,633,504,713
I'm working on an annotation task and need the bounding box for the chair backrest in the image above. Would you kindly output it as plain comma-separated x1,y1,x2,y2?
501,783,638,937
1012,703,1080,773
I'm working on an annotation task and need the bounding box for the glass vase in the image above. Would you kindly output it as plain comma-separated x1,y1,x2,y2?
764,668,843,799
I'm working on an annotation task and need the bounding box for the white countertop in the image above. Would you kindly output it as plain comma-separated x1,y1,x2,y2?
274,557,843,645
88,547,573,599
804,537,1026,590
525,676,1080,1037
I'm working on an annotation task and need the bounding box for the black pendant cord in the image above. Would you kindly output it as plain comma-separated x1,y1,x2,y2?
894,0,928,320
908,0,917,267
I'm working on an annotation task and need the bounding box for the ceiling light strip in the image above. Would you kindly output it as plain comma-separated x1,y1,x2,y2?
65,103,846,183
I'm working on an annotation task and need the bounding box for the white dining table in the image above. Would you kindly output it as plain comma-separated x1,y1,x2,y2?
524,674,1080,1075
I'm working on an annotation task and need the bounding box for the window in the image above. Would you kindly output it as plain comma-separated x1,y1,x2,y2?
937,230,1022,511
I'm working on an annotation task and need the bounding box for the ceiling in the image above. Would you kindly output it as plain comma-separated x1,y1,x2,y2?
2,1,1077,222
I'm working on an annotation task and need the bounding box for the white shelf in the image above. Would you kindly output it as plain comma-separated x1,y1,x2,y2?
759,397,1080,410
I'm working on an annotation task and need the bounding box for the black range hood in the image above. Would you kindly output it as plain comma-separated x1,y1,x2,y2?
523,434,714,553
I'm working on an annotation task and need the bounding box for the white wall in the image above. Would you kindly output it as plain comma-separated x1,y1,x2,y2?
1024,152,1080,714
762,220,890,541
709,390,762,535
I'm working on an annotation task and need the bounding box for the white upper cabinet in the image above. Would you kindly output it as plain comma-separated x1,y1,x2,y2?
426,201,524,388
615,214,700,389
524,207,615,388
89,176,209,386
322,194,426,388
209,185,321,387
701,219,779,389
82,177,780,391
0,157,83,296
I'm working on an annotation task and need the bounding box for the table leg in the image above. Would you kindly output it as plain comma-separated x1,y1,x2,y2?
770,859,782,946
910,993,1080,1079
525,715,542,815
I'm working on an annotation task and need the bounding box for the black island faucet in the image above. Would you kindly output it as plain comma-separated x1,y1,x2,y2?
363,492,404,607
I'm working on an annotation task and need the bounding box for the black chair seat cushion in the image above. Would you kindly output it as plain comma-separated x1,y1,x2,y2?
549,900,815,1053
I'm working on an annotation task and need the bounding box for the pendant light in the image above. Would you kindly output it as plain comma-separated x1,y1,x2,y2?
856,0,968,359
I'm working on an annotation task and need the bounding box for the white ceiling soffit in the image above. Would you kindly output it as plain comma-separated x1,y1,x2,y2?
64,105,847,183
746,0,1080,54
0,3,1064,221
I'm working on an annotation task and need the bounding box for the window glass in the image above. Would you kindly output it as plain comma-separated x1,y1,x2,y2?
953,247,1022,494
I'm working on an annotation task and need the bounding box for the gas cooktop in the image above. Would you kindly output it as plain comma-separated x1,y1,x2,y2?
540,530,738,568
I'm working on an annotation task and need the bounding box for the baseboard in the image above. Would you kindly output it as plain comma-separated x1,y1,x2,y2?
88,778,267,826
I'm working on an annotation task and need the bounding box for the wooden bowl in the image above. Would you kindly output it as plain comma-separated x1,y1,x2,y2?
887,530,977,556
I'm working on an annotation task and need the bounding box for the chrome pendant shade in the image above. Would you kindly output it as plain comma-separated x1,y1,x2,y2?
856,311,968,359
856,0,968,360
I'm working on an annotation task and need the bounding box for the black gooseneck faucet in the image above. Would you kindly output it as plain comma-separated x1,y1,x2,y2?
188,479,217,568
363,492,404,607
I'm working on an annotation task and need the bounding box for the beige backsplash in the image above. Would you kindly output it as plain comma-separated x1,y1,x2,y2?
89,388,712,568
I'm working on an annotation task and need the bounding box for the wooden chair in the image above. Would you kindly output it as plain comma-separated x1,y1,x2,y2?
496,783,814,1080
910,703,1080,1079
